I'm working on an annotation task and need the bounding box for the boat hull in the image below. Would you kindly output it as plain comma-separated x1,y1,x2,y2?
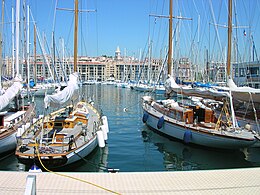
0,132,17,154
17,136,98,169
143,103,256,149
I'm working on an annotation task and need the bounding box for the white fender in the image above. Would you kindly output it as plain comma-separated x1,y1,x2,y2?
97,130,105,148
100,125,108,141
33,118,37,124
25,123,30,130
16,127,23,137
101,116,109,133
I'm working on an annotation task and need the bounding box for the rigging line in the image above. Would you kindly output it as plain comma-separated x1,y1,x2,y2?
35,146,121,195
123,94,148,112
208,0,225,63
249,92,260,134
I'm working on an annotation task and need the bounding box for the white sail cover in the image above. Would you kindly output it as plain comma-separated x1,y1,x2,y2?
164,76,230,100
227,79,260,104
0,76,23,111
164,75,180,93
44,73,79,108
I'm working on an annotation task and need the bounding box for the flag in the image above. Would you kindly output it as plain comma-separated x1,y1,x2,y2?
243,30,246,36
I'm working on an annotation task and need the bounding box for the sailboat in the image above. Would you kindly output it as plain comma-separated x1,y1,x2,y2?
141,0,257,150
15,0,109,169
0,0,36,154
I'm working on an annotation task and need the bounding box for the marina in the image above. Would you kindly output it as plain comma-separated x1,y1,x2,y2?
0,0,260,193
1,85,260,172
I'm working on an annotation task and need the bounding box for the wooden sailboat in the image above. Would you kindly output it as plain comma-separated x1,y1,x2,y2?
15,0,109,169
141,0,257,150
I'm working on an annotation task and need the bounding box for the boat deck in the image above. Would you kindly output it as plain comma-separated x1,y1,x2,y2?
1,167,260,194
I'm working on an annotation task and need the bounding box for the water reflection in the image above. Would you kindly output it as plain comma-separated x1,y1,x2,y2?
243,147,260,165
141,126,258,171
64,146,109,172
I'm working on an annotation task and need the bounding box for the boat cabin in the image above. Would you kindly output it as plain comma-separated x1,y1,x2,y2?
154,101,215,125
4,111,26,127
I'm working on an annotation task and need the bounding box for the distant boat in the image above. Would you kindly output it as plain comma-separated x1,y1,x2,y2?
102,77,116,85
32,83,56,97
15,0,109,169
133,83,153,92
141,0,258,150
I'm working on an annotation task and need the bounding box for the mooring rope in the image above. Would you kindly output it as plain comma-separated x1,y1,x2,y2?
35,146,121,194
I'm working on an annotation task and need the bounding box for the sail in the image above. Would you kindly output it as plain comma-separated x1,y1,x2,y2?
44,73,79,108
0,76,23,111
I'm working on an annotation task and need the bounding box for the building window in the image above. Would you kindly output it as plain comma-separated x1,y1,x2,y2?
239,68,245,77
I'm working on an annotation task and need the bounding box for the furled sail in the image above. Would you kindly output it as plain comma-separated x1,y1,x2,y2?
0,76,23,111
164,76,230,100
44,73,79,108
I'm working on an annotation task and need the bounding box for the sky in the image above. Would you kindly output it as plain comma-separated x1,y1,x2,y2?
1,0,260,65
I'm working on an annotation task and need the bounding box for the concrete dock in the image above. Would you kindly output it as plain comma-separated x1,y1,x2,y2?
1,167,260,194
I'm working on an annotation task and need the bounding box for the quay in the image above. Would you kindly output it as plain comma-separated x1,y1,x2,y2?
1,167,260,194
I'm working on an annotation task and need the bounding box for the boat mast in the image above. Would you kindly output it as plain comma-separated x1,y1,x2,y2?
15,0,20,77
73,0,78,72
12,7,15,78
0,0,4,91
167,0,173,76
34,24,36,83
226,0,238,128
227,0,232,79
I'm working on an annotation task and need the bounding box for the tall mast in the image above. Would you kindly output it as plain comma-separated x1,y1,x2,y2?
73,0,78,72
12,7,15,78
0,0,4,90
227,0,232,78
27,5,30,88
15,0,20,76
34,24,36,83
167,0,173,75
226,0,237,128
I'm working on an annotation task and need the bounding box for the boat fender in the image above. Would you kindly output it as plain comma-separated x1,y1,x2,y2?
100,125,108,141
102,116,109,133
16,127,23,138
25,123,30,129
183,130,192,143
245,123,251,131
32,118,37,123
157,116,164,129
97,130,105,148
142,112,149,123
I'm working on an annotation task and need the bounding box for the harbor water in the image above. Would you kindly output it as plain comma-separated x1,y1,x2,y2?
0,84,260,172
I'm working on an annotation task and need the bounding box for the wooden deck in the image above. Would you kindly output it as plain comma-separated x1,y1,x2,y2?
1,167,260,194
